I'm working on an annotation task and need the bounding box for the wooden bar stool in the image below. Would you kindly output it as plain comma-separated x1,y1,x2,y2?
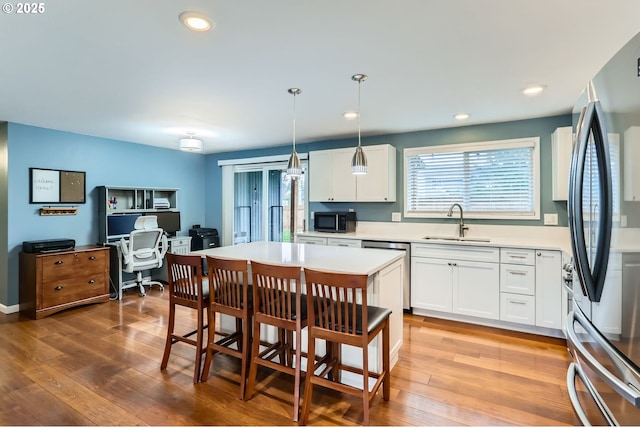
160,253,211,383
245,261,307,422
200,256,253,400
300,268,391,425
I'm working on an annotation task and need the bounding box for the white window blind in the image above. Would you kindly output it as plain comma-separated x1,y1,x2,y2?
583,133,620,216
405,137,540,219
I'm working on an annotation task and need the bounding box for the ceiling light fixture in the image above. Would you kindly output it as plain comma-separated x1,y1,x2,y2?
351,74,368,175
179,11,213,32
522,85,546,96
286,88,302,177
454,113,470,120
179,132,203,152
343,111,358,120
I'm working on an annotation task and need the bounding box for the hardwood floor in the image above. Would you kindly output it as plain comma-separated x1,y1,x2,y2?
0,289,579,425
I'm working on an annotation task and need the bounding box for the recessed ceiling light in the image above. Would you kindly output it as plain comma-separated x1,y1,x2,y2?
522,85,546,96
179,11,213,32
454,113,470,120
343,111,359,120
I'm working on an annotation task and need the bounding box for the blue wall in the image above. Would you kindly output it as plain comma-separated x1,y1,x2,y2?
6,123,207,306
205,114,572,238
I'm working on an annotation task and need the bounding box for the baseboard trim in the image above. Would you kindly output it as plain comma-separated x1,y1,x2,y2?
1,303,20,315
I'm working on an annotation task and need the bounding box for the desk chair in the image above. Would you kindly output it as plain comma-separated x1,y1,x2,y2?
161,253,210,383
120,215,168,296
300,268,391,426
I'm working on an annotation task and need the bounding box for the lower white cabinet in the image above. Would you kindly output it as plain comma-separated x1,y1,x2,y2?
592,253,622,335
327,237,361,248
296,235,328,245
500,293,536,325
168,236,191,255
411,244,499,320
535,250,562,329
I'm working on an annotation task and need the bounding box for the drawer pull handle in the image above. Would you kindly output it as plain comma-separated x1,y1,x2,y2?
509,300,527,305
54,260,63,265
509,255,527,259
509,271,527,276
54,285,63,291
88,279,95,284
89,256,96,260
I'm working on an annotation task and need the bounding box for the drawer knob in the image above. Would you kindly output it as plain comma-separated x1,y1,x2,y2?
88,279,95,284
537,252,542,256
54,285,63,291
89,256,96,260
54,260,63,265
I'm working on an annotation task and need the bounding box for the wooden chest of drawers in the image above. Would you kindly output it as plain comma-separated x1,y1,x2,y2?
20,245,110,319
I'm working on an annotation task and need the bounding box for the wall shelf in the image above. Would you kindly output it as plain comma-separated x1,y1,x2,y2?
39,206,78,216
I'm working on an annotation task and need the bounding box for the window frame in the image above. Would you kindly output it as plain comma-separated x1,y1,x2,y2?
403,137,541,220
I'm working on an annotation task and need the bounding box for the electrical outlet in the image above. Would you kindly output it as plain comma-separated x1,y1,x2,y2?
544,213,558,226
392,212,401,222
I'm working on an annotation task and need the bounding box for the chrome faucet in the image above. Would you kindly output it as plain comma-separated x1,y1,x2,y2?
447,203,468,238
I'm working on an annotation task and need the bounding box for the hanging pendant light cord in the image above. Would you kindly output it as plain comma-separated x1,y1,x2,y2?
292,91,297,152
357,79,362,148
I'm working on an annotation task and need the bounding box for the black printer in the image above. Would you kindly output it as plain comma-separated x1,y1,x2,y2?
22,238,76,253
188,226,220,251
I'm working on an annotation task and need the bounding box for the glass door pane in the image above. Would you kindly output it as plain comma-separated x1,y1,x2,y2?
234,170,262,244
268,169,305,243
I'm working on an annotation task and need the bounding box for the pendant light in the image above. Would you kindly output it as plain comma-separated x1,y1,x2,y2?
351,74,368,175
286,88,302,177
179,132,203,152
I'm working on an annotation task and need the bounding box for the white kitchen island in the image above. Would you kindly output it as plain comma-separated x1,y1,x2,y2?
193,241,405,380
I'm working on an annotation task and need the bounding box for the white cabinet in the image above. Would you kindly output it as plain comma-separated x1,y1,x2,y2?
500,248,537,325
411,243,499,320
624,126,640,201
535,250,562,329
296,235,328,245
551,126,573,201
168,236,191,255
501,293,536,326
355,145,396,202
309,144,396,202
327,237,361,248
309,149,356,202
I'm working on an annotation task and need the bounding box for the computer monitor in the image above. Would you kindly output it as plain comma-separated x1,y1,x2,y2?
107,213,142,239
151,211,181,237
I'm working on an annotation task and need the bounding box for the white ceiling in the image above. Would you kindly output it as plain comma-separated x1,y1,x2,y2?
2,0,640,154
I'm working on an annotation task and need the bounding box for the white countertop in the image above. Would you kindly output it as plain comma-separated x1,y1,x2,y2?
192,241,404,276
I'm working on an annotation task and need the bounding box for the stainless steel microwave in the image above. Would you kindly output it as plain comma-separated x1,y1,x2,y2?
313,211,357,233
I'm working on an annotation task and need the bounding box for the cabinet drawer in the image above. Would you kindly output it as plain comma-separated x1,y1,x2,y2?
500,293,535,325
41,250,107,282
412,243,499,263
297,236,328,245
42,273,107,308
500,264,535,295
327,238,361,248
171,238,191,247
500,248,535,265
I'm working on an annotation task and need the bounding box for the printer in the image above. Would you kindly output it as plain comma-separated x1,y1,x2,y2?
22,238,76,253
188,226,220,251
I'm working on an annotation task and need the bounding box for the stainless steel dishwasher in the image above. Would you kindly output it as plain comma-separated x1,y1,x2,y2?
361,240,411,312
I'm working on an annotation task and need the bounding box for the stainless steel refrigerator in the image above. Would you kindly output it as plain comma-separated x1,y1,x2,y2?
566,30,640,425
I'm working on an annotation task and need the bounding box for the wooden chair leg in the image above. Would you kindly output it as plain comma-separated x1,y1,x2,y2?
362,344,370,426
300,334,316,425
383,319,390,401
292,329,303,422
246,317,262,400
160,302,176,370
193,307,205,383
200,306,217,382
239,317,251,400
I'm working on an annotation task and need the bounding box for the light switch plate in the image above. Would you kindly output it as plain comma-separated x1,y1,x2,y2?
392,212,401,222
621,215,628,227
544,213,558,226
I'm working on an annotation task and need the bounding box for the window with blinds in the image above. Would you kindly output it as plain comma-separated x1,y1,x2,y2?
405,137,540,219
582,134,620,217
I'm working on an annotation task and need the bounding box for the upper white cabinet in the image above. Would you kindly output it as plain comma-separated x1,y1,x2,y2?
309,144,396,202
624,126,640,201
355,145,396,202
551,126,573,201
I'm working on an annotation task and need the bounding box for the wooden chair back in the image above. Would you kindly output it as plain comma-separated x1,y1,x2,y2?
166,253,208,309
206,256,250,317
250,261,303,329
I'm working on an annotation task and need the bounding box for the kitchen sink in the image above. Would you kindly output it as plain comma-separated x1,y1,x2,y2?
422,236,491,243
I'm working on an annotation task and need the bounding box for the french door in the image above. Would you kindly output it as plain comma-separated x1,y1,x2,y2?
231,161,306,244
